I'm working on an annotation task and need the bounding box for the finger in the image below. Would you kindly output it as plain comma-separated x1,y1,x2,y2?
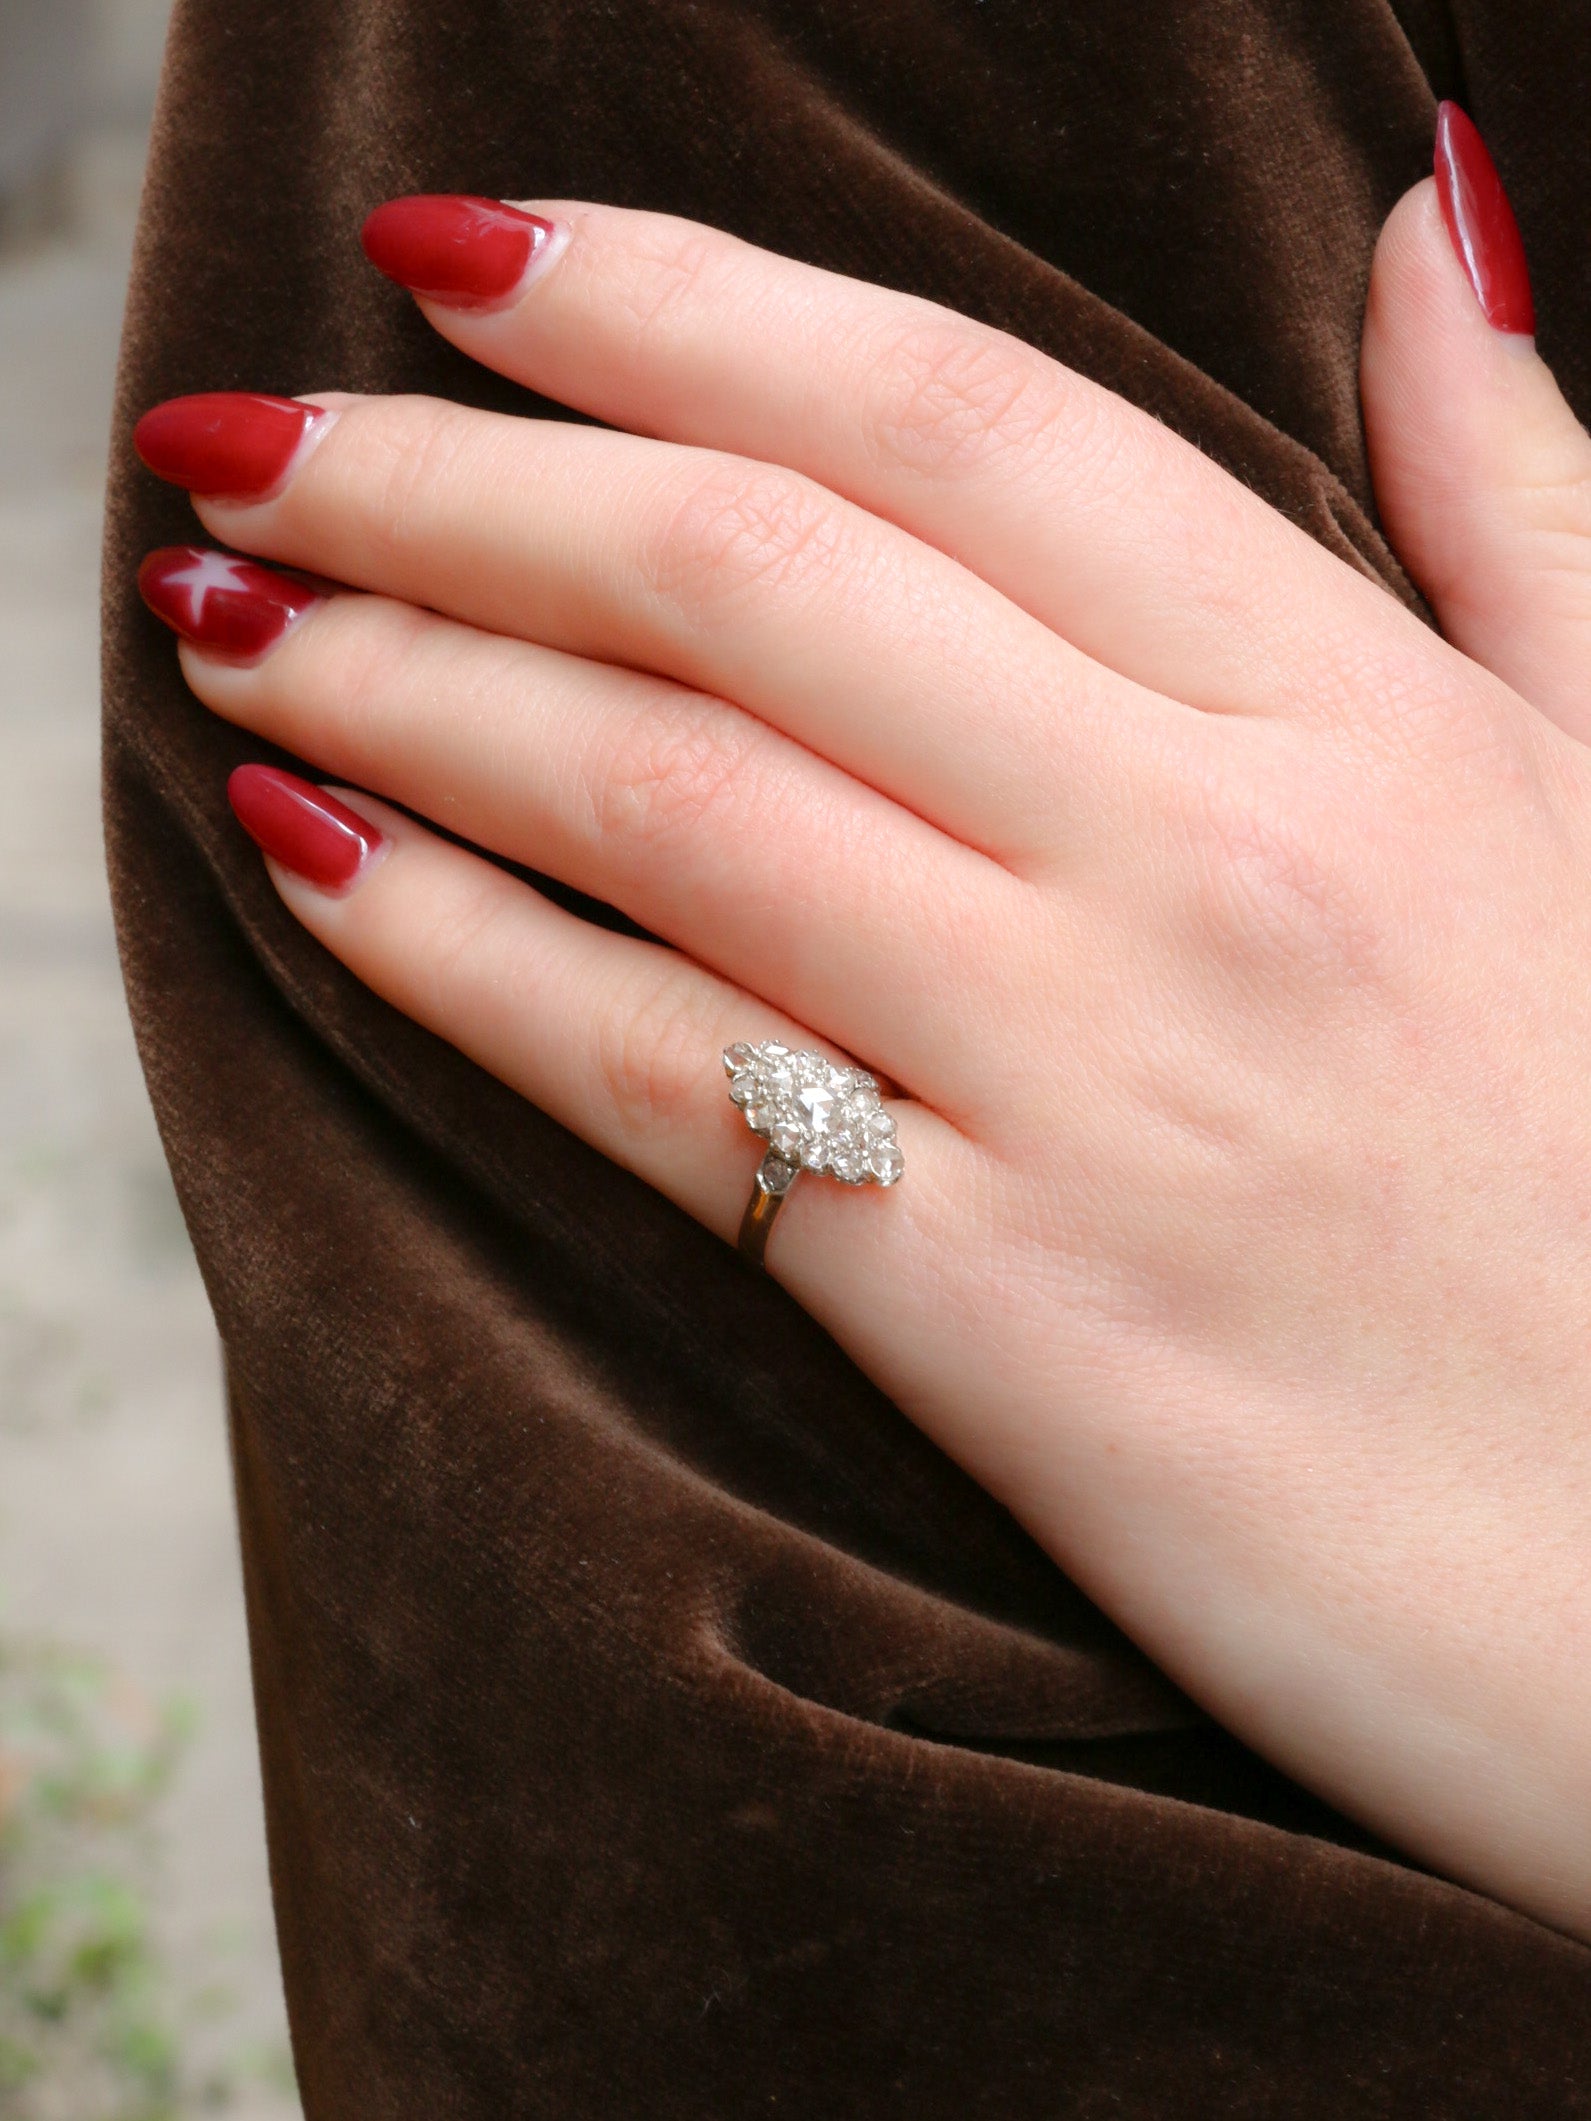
224,764,963,1310
1361,112,1591,741
140,394,1168,867
146,552,1017,1105
358,193,1449,730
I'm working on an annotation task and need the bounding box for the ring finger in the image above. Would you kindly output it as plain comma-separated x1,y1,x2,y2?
229,770,965,1306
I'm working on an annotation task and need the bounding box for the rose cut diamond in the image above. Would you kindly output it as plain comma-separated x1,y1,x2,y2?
723,1043,903,1186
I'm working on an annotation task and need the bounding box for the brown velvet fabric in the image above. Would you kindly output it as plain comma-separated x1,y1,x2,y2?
104,0,1591,2111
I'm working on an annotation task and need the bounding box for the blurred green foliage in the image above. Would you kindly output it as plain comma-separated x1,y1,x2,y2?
0,1632,291,2118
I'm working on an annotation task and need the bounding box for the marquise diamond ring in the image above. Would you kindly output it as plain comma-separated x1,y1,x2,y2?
723,1041,903,1268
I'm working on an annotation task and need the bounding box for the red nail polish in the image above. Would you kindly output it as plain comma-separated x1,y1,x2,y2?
139,546,323,660
361,195,556,310
228,765,386,893
133,392,324,498
1434,103,1536,336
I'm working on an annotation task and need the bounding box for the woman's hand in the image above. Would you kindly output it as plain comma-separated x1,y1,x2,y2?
131,132,1591,1939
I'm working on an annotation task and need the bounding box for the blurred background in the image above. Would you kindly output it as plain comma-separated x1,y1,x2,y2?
1,2,300,2113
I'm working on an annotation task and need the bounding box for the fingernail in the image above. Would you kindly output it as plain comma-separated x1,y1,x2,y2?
228,765,387,893
1434,103,1536,337
133,392,329,498
360,195,558,310
139,546,324,661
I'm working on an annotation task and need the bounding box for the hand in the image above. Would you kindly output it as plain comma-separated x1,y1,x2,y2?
131,132,1591,1938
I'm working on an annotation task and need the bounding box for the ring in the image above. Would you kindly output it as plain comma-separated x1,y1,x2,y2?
723,1041,903,1269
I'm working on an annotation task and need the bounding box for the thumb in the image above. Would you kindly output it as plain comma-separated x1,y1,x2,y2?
1361,103,1591,742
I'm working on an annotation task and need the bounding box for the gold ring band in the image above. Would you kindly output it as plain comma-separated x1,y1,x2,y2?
737,1150,800,1270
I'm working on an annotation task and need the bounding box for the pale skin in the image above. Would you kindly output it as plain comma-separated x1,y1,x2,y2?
157,179,1591,1939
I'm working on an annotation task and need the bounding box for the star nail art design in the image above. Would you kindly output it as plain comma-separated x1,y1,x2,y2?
161,548,260,625
138,546,325,661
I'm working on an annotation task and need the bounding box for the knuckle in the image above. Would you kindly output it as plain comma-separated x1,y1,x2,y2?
645,460,847,622
1313,621,1457,744
1154,478,1268,629
609,220,744,350
410,880,517,1026
303,596,434,742
351,397,474,559
1311,620,1530,776
589,694,759,854
860,318,1072,478
596,959,711,1137
1179,766,1394,990
1511,461,1591,542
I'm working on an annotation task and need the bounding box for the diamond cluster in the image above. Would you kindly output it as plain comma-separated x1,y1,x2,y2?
723,1042,904,1187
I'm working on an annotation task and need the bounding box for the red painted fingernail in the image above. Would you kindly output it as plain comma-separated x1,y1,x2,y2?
139,547,323,661
133,392,327,498
228,766,387,894
1434,103,1536,336
361,195,557,310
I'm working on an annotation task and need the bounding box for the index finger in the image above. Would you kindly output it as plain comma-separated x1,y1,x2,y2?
361,194,1439,729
